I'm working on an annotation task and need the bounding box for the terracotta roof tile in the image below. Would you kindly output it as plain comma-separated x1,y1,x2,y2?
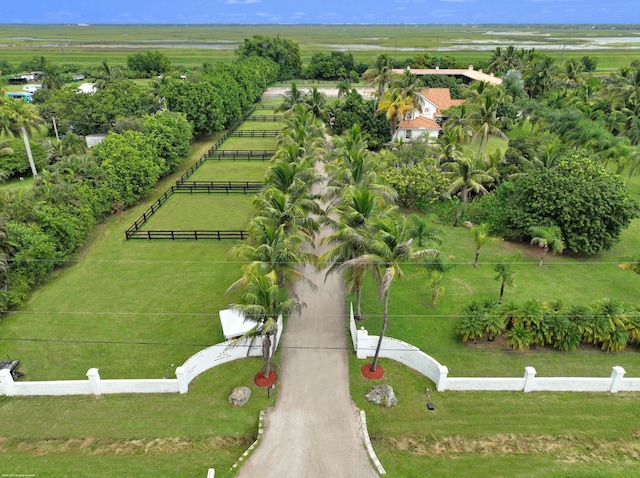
398,116,441,130
418,88,465,116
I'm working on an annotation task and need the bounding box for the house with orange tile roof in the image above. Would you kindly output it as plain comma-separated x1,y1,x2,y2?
394,87,464,142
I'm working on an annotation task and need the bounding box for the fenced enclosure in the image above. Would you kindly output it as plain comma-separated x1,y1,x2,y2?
125,104,279,241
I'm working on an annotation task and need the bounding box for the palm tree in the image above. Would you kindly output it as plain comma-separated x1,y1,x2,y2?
1,98,42,178
467,93,508,159
94,60,122,89
337,78,351,98
406,214,443,248
530,226,565,267
275,82,307,113
377,88,416,138
507,323,533,350
494,262,516,305
252,187,321,241
319,187,393,320
228,270,304,379
347,214,439,373
456,301,487,343
361,56,395,102
444,156,494,227
432,124,465,167
304,86,327,122
463,222,501,268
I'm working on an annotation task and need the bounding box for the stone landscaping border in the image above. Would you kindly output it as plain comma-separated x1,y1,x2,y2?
359,409,386,476
229,410,266,474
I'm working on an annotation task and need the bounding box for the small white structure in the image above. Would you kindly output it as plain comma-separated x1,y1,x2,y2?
85,134,107,148
77,82,97,94
394,88,465,142
219,309,255,340
23,84,42,93
20,73,37,81
71,74,86,81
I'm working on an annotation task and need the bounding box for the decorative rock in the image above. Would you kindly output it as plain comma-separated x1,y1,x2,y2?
228,386,252,407
365,384,397,407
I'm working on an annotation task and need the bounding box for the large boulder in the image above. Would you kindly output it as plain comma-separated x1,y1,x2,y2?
228,386,252,407
365,384,397,407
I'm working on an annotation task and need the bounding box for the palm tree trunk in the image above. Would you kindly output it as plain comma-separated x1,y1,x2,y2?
474,248,480,268
370,289,389,372
539,252,545,268
356,287,362,320
499,281,505,304
454,200,461,227
21,126,38,178
263,334,272,379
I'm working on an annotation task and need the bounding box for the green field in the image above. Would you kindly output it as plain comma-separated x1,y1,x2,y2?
188,160,271,181
2,24,640,70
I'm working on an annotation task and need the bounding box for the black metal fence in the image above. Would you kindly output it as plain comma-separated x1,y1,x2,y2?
207,150,276,161
230,130,281,138
175,181,263,194
126,230,249,240
245,115,280,122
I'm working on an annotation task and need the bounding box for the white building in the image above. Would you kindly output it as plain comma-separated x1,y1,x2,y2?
77,82,97,94
394,88,465,142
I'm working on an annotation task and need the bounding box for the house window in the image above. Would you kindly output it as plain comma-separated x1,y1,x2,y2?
405,130,412,140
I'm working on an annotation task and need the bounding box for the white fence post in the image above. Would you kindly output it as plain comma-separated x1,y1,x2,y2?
206,468,215,478
610,366,626,393
523,366,537,393
175,366,188,394
86,368,102,396
0,369,15,396
356,327,369,359
435,365,449,392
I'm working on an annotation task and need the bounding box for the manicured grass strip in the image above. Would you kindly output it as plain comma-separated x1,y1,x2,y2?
0,358,275,478
356,219,640,377
218,136,278,151
142,194,255,230
351,358,640,478
237,121,283,131
189,160,270,182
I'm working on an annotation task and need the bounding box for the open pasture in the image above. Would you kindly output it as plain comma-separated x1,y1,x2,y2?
2,24,640,70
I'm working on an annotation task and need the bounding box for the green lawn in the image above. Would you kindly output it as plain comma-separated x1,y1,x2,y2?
142,193,256,230
218,136,278,151
188,160,270,182
351,359,640,478
0,358,276,477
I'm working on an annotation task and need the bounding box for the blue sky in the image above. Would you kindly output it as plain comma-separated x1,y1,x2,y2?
2,0,639,24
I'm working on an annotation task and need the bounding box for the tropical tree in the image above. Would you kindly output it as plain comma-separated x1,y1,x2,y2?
456,301,487,343
463,222,501,268
494,261,516,305
444,156,494,227
507,323,533,350
361,55,395,102
275,82,307,113
406,214,443,248
347,214,439,373
1,98,42,178
530,226,565,267
467,92,509,159
228,270,304,379
303,86,327,121
377,88,415,138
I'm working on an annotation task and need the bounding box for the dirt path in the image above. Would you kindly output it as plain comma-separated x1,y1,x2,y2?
236,163,378,478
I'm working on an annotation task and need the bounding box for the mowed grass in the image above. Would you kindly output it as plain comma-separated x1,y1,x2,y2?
188,160,271,182
0,133,253,380
0,358,276,477
142,193,255,230
218,136,278,151
352,359,640,478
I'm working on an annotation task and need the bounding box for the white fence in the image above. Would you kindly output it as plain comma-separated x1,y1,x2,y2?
0,316,283,397
349,304,640,393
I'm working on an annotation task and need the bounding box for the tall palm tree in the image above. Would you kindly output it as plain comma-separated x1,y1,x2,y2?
229,270,304,379
320,187,394,320
94,60,122,89
347,214,439,373
377,88,416,138
1,98,42,178
361,57,395,103
467,93,508,159
275,82,307,113
530,226,565,267
443,156,494,227
304,86,327,122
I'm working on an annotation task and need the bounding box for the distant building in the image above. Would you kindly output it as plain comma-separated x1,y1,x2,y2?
71,74,86,81
77,83,97,94
392,66,502,86
6,91,33,102
23,84,42,93
85,134,107,148
394,88,464,142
